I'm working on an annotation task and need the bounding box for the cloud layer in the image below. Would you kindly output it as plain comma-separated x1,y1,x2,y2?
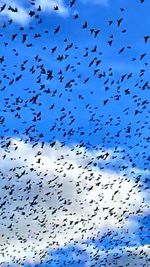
0,138,149,265
0,0,68,24
0,0,110,24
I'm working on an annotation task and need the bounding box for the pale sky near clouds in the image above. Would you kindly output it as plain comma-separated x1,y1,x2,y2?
80,0,109,6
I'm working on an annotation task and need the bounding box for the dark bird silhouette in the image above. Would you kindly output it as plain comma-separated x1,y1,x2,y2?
117,18,123,27
22,34,27,43
54,25,60,34
8,6,18,12
0,3,6,12
144,36,150,43
70,0,76,7
82,21,88,29
54,5,59,11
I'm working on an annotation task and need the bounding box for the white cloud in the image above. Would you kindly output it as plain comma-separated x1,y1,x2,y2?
36,0,68,16
0,0,68,25
87,245,150,266
0,0,110,24
1,7,29,25
0,0,29,24
0,138,149,265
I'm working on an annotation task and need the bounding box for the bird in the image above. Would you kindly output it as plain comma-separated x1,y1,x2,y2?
22,34,27,43
117,18,123,27
108,20,113,25
54,5,59,11
0,3,6,12
74,13,79,19
8,6,18,12
70,0,76,8
82,21,88,28
54,25,60,34
144,36,150,43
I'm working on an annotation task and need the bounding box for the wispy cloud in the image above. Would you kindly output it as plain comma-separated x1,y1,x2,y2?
36,0,68,16
0,0,68,25
0,0,29,24
89,245,150,266
0,138,149,265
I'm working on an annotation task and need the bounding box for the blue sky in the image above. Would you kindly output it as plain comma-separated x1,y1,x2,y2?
0,0,150,266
